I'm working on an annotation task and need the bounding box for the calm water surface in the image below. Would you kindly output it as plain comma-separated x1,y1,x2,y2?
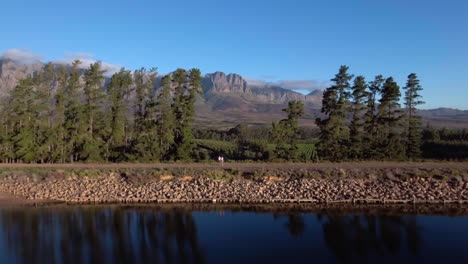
0,206,466,264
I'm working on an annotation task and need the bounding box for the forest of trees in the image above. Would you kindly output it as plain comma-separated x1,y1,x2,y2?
0,63,466,163
0,61,202,163
316,66,426,161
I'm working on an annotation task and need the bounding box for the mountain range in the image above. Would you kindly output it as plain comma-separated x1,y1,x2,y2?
1,58,467,129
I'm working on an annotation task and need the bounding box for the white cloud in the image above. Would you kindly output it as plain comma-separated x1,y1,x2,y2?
276,79,329,91
64,52,94,59
1,48,121,75
245,77,329,91
0,49,43,64
53,52,121,76
244,78,269,86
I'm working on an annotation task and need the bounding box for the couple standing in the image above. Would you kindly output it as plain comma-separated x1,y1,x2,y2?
218,155,224,166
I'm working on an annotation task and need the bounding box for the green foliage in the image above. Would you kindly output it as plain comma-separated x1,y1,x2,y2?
316,65,353,161
132,67,161,162
375,77,405,159
403,73,424,159
156,75,175,159
348,76,368,159
422,128,468,160
7,77,39,163
0,62,204,163
50,66,68,163
107,68,133,161
63,60,86,162
0,62,446,164
363,75,385,159
271,100,304,160
170,68,203,161
194,139,237,153
237,139,271,161
82,62,106,162
297,143,319,162
316,67,428,161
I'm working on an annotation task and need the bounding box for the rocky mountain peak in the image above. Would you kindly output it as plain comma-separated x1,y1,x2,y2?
203,71,250,94
307,89,323,96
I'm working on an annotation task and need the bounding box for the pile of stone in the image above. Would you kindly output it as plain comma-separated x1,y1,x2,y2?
0,172,466,204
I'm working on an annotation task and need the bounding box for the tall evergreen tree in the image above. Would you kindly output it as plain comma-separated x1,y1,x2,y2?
133,68,156,131
0,108,6,162
403,73,424,159
0,119,8,163
363,75,385,158
82,62,106,161
156,75,176,159
376,77,405,159
271,100,304,160
8,77,39,163
171,68,202,160
35,63,56,162
348,76,369,159
316,65,353,161
50,66,68,162
107,68,133,161
132,68,160,161
64,60,86,162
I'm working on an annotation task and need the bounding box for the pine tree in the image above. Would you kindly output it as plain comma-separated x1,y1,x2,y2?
50,66,68,162
403,73,424,159
0,87,14,163
316,65,353,161
107,68,133,161
156,75,175,159
64,60,86,162
171,68,202,160
8,77,39,163
82,62,106,162
363,75,385,159
132,67,159,161
271,100,304,160
35,63,56,163
0,112,6,162
376,77,405,159
348,76,369,159
133,68,156,142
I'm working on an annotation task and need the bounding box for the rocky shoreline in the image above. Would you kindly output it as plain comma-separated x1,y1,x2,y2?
0,167,467,205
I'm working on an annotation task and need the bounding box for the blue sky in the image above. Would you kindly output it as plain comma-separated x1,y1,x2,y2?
1,0,467,109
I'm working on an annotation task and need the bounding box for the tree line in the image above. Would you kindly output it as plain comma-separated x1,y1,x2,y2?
1,62,465,163
0,61,202,163
421,127,468,160
316,65,424,161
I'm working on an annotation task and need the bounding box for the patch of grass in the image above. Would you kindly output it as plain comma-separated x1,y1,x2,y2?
252,168,267,180
205,169,228,180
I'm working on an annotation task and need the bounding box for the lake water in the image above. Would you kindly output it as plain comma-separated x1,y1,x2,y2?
0,205,466,264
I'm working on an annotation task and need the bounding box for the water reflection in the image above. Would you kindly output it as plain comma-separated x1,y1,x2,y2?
0,208,204,264
272,213,423,263
320,215,421,263
0,206,465,264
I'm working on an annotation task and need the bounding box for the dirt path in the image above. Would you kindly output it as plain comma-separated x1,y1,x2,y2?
0,161,466,170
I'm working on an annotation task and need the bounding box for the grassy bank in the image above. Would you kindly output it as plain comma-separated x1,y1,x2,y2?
0,163,467,183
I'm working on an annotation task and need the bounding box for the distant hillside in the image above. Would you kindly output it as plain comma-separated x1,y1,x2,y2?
0,58,466,129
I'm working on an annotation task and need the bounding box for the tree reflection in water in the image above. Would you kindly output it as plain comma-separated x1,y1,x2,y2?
0,207,205,264
275,212,422,263
0,206,430,264
322,215,422,263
